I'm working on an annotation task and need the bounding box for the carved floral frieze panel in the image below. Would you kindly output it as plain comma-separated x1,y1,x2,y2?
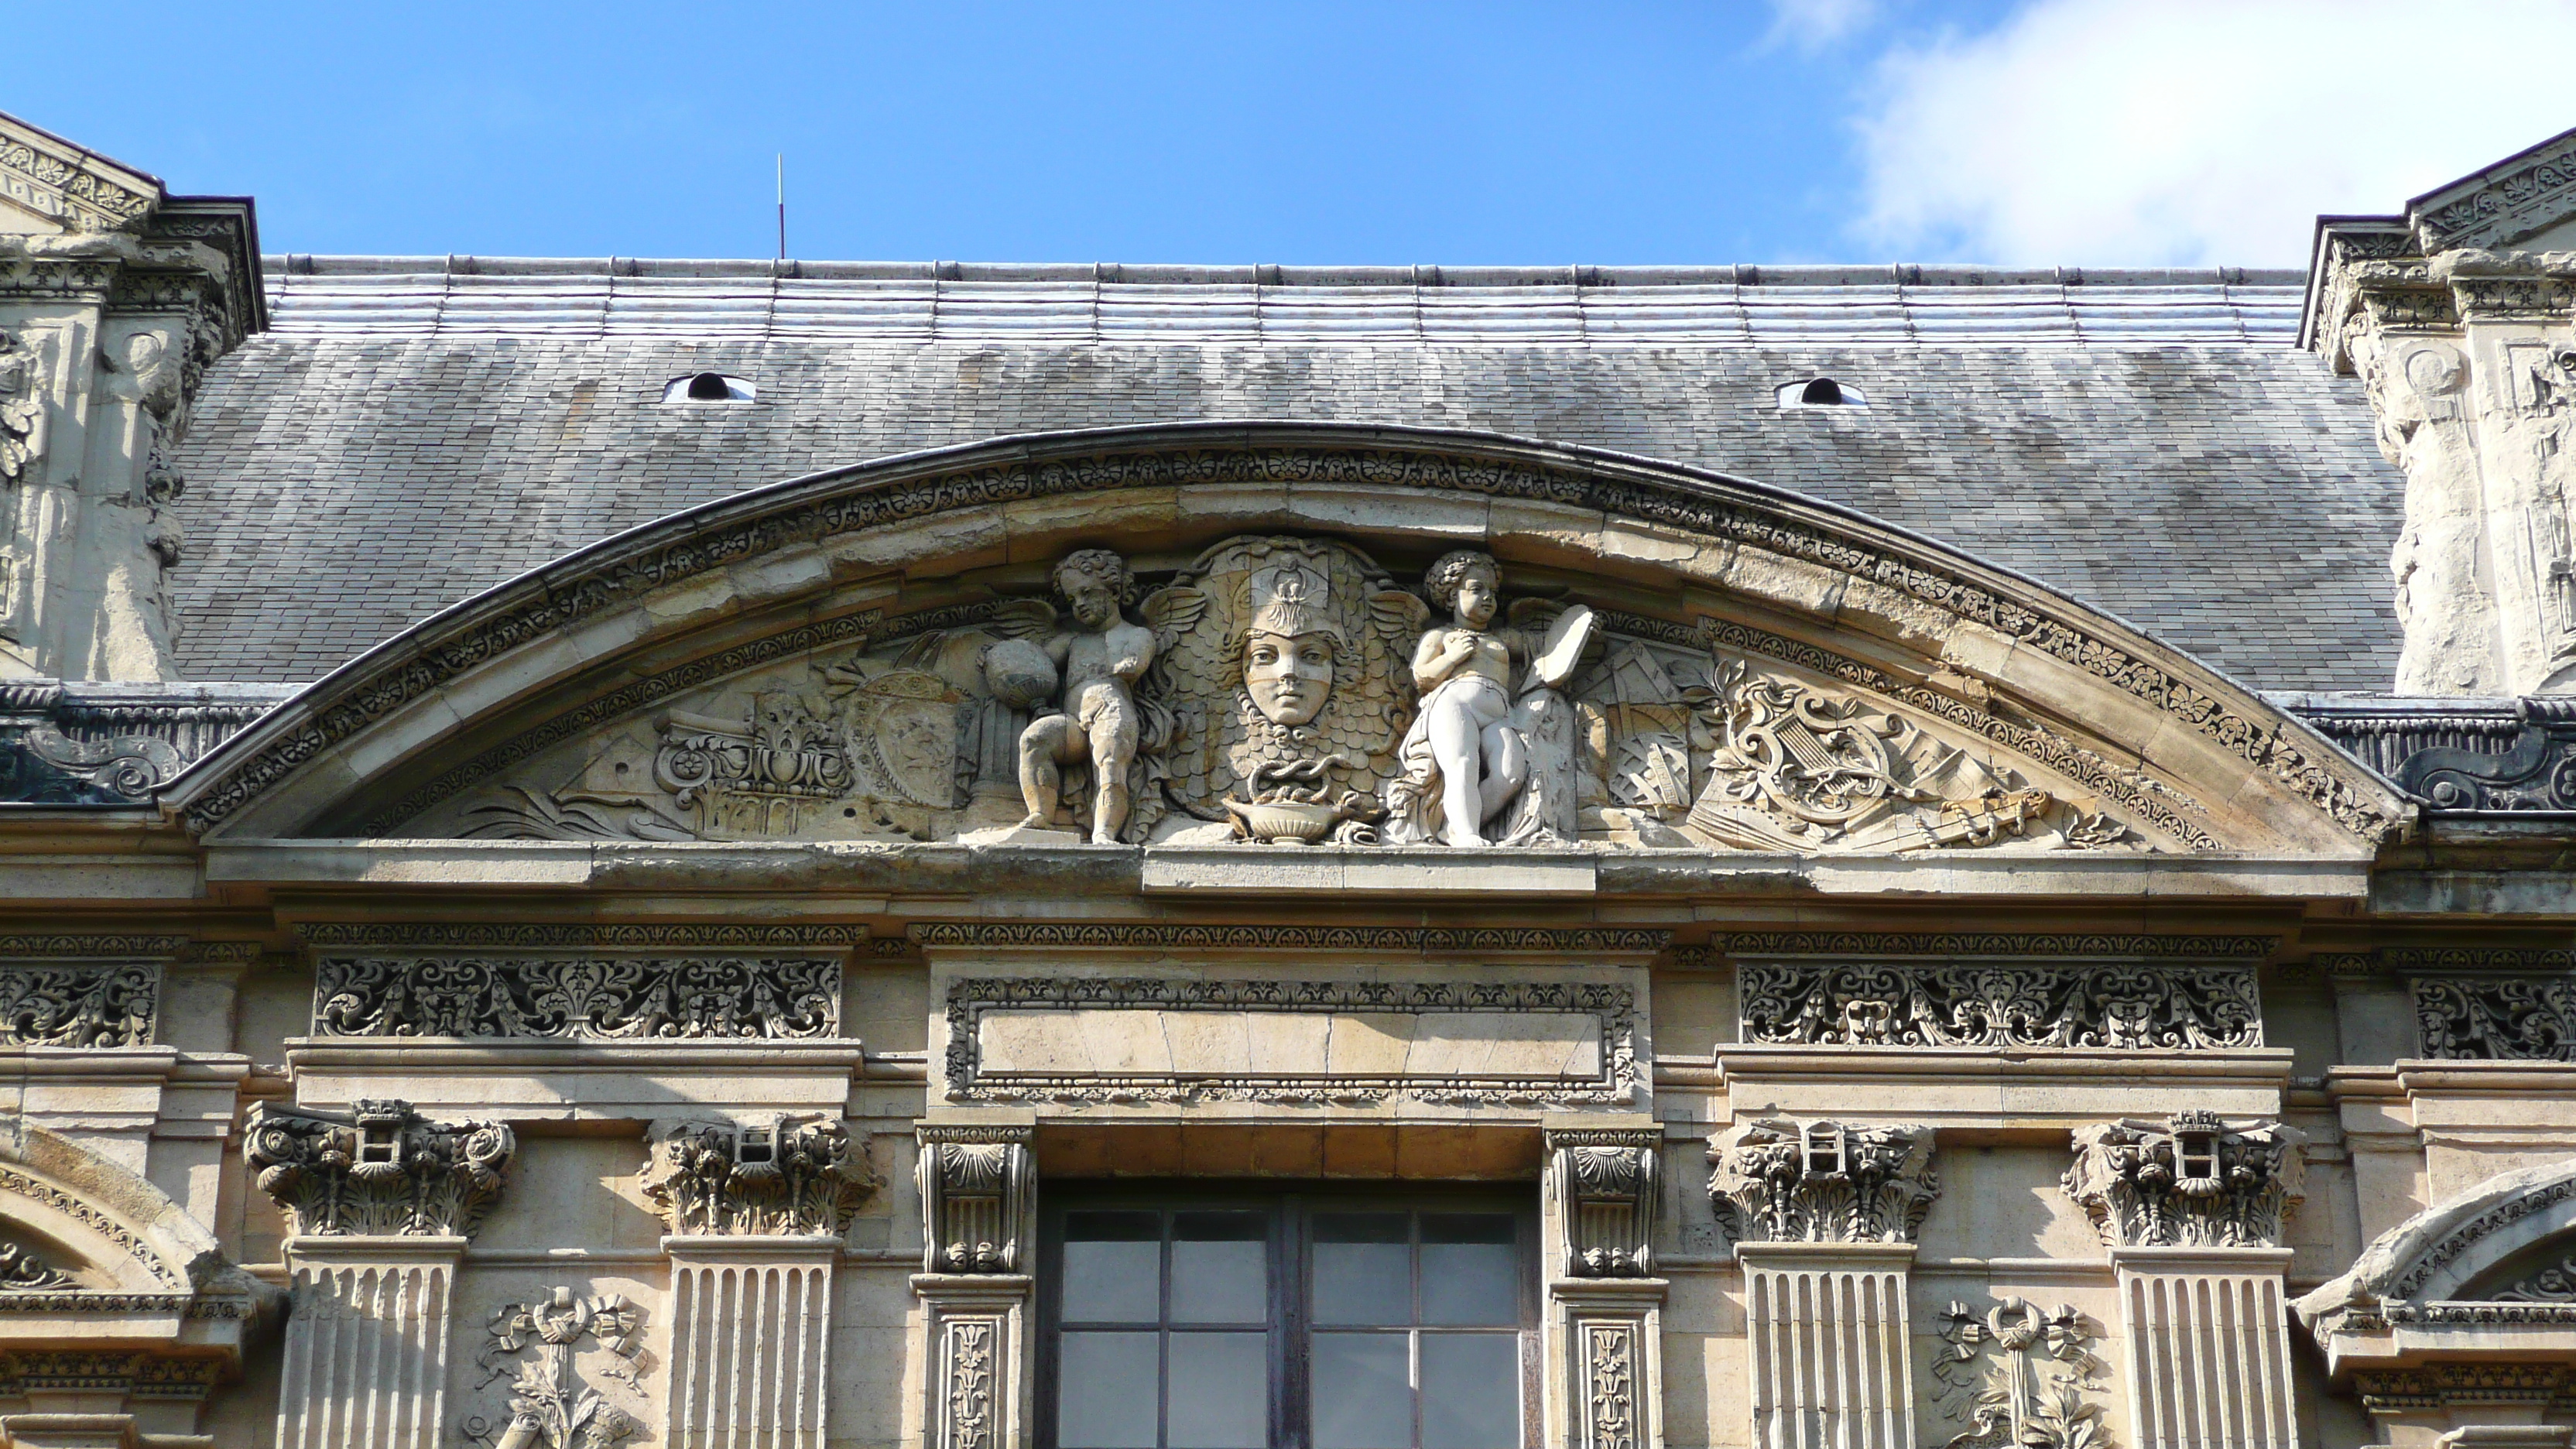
0,961,157,1047
1736,957,2263,1051
311,954,842,1041
396,532,2187,855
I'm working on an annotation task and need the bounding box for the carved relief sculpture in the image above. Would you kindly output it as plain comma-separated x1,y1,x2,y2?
0,1239,72,1290
1708,1118,1938,1244
1547,1127,1661,1277
641,1114,879,1236
310,952,841,1040
245,1098,518,1237
1930,1299,2112,1449
2415,968,2576,1059
1737,958,2261,1051
2062,1112,2305,1249
1386,550,1591,847
1011,548,1163,843
467,1287,647,1449
917,1122,1036,1273
0,327,39,485
0,961,158,1046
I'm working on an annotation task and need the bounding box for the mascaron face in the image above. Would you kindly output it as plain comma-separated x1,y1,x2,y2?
1243,630,1336,726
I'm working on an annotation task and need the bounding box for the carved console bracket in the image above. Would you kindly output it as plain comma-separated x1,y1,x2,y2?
917,1118,1036,1275
245,1098,517,1238
1708,1118,1938,1245
1547,1122,1661,1278
2062,1112,2305,1250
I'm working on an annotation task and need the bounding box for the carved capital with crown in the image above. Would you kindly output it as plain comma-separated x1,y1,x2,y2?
916,1122,1035,1274
245,1098,516,1238
2062,1110,2305,1249
642,1113,879,1237
1708,1118,1937,1245
1547,1125,1661,1279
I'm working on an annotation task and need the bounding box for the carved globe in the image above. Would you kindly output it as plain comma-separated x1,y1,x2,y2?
982,639,1058,710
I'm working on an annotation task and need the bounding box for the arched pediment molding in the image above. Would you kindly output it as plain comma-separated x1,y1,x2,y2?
162,422,2410,855
0,1120,224,1294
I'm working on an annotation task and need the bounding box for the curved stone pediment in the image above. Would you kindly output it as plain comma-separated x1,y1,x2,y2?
168,423,2410,858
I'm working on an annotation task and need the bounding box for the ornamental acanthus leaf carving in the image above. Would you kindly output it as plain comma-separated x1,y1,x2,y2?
1708,1118,1938,1245
2062,1112,2304,1249
641,1114,880,1236
244,1098,516,1238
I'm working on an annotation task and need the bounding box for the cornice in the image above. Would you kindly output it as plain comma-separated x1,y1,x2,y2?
913,921,1670,954
1704,932,2280,961
172,425,2410,851
0,113,161,233
297,921,867,951
2413,125,2576,252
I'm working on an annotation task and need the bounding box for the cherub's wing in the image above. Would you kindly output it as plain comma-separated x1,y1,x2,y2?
985,598,1058,639
1139,585,1210,658
1506,597,1566,633
1366,588,1430,648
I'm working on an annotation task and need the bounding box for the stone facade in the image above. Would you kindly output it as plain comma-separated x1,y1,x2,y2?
4,108,2576,1449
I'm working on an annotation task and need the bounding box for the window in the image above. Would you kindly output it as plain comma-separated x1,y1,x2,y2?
661,372,755,404
1774,376,1867,409
1043,1192,1538,1449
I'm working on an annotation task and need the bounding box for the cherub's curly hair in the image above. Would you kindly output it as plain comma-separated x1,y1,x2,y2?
1422,549,1499,611
1052,548,1133,604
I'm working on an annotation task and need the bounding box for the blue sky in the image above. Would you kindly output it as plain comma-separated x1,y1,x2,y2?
15,1,2574,266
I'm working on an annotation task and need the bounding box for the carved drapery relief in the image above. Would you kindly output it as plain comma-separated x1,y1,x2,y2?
466,1287,648,1449
1930,1300,2112,1449
917,1125,1035,1275
1708,1119,1937,1245
1548,1128,1661,1278
0,1238,72,1290
420,530,2182,855
642,1115,878,1236
0,961,156,1046
245,1099,517,1238
2062,1112,2305,1249
310,953,841,1040
1736,959,2261,1051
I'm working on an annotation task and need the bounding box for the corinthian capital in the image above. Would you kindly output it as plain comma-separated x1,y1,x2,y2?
2062,1111,2305,1249
1708,1118,1937,1245
642,1114,879,1236
245,1098,516,1238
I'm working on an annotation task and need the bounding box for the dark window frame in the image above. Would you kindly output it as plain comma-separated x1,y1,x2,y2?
1037,1183,1543,1449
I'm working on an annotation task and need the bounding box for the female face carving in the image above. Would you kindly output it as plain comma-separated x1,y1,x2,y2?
1244,630,1336,726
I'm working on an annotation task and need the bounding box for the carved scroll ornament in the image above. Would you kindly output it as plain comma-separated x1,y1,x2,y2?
0,1240,72,1290
311,954,840,1040
245,1098,516,1238
1708,1118,1937,1245
1738,959,2260,1051
2062,1112,2304,1249
642,1114,879,1236
0,962,156,1047
917,1125,1035,1275
2414,973,2576,1060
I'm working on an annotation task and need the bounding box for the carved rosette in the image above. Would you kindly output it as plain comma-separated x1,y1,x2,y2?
2062,1112,2305,1249
245,1098,517,1238
917,1124,1036,1274
1708,1118,1938,1245
1547,1127,1661,1278
641,1114,879,1236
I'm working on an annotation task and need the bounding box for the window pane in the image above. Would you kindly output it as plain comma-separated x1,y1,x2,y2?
1064,1212,1163,1324
1311,1332,1412,1449
1060,1331,1160,1449
1313,1213,1411,1326
1167,1332,1269,1448
1172,1212,1267,1324
1420,1334,1519,1449
1418,1216,1517,1327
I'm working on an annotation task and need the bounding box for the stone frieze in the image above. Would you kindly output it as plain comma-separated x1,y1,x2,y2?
0,961,157,1047
1736,958,2262,1051
310,953,841,1041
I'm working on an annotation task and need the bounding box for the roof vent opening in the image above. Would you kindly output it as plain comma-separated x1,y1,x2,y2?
663,372,755,404
1776,377,1867,410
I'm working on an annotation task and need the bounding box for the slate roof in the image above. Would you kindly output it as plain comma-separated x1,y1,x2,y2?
167,258,2403,690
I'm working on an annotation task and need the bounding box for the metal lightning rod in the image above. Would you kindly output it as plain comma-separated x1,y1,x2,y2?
776,154,786,261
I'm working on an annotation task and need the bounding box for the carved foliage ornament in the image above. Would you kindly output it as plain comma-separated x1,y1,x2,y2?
1738,959,2260,1052
642,1114,879,1236
0,1241,71,1291
187,440,2396,847
469,1286,646,1449
2062,1112,2304,1249
0,962,156,1047
245,1098,516,1238
2414,972,2576,1060
1708,1118,1937,1245
311,954,841,1041
1930,1299,2112,1449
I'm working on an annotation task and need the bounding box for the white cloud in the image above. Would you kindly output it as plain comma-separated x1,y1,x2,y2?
1766,0,1883,52
1853,0,2576,265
